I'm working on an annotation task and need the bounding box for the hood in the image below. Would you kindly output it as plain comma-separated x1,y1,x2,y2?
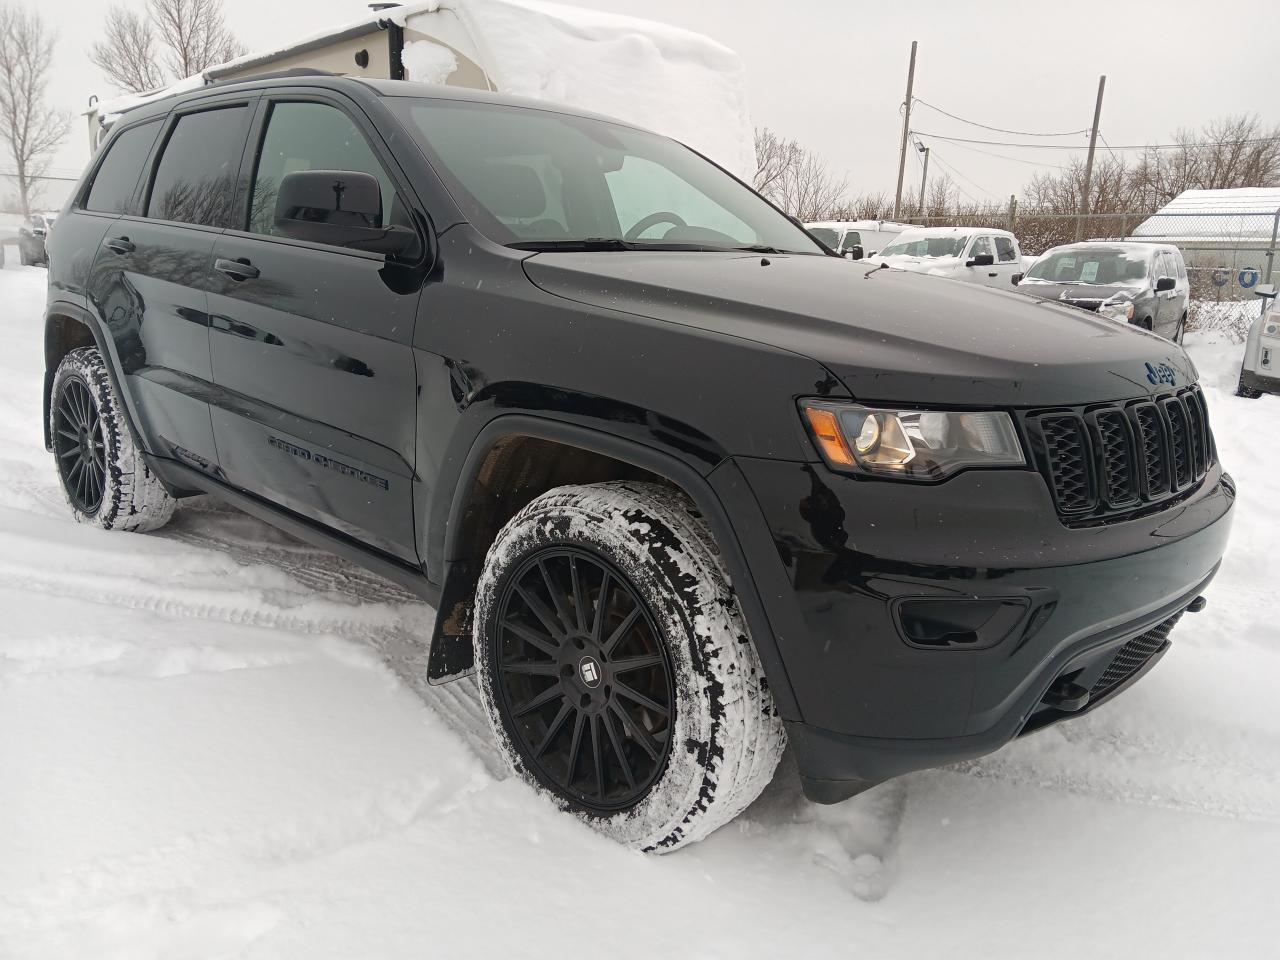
522,252,1195,406
1016,280,1143,305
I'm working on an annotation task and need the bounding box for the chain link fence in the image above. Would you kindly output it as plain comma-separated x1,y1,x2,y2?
898,205,1280,340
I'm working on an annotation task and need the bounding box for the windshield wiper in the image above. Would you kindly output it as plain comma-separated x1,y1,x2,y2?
509,238,638,252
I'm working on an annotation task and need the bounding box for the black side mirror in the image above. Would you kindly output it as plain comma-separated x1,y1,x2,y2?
1011,272,1024,286
274,169,417,258
1253,283,1277,300
844,244,865,260
966,253,995,268
1155,276,1176,292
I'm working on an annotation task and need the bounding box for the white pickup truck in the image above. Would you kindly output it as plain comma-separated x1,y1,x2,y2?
868,226,1024,289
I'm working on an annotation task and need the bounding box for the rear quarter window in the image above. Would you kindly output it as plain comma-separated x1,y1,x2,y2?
83,120,162,214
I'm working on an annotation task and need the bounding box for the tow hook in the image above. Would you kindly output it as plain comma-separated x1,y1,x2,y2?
1043,677,1090,712
1187,596,1208,613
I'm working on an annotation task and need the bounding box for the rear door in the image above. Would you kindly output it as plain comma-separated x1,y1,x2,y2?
204,93,424,563
87,99,255,473
1153,250,1180,338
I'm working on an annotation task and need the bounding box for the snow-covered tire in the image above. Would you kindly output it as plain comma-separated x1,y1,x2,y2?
1235,370,1263,399
49,346,176,532
474,481,786,853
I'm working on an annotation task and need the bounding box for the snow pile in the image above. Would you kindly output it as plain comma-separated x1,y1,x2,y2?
2,264,1278,957
401,39,459,85
408,0,754,178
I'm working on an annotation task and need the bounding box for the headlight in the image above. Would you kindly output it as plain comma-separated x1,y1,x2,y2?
800,401,1025,480
1098,300,1134,322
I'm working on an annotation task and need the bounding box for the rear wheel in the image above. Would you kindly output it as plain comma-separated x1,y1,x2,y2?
49,347,176,531
474,481,785,852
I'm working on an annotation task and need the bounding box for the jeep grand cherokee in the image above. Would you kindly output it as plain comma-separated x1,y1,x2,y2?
43,75,1234,852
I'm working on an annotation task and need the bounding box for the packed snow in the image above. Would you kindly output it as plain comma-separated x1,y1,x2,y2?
1,263,1278,958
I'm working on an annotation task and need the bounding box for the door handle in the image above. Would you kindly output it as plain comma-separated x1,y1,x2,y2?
102,237,134,255
214,257,260,281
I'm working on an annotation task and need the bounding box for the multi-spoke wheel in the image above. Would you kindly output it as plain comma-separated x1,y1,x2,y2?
48,346,176,531
53,376,108,515
475,481,786,853
493,548,675,811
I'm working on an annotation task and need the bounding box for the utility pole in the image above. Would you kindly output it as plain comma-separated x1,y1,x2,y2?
1008,194,1018,233
917,144,930,217
1075,75,1106,241
893,40,918,222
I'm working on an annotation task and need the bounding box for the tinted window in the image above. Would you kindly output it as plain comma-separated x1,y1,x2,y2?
146,107,248,227
249,101,397,237
840,230,862,250
994,235,1017,262
84,120,161,214
808,227,838,247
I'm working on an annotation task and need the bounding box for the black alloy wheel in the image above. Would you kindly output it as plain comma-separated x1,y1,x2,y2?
53,376,107,514
493,547,675,814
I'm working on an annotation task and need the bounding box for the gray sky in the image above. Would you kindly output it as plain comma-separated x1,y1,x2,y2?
38,0,1280,207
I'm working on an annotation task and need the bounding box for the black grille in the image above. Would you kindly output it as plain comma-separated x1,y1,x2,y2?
1027,385,1215,522
1039,415,1092,511
1089,612,1181,701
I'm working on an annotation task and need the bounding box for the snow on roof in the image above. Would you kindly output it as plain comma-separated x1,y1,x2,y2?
91,0,753,177
893,225,1013,239
409,0,752,177
1130,188,1280,243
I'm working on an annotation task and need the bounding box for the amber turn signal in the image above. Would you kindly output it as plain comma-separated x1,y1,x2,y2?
802,405,856,466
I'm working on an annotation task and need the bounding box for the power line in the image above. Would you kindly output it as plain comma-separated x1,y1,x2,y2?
912,97,1091,138
912,129,1280,151
927,149,998,203
914,132,1069,170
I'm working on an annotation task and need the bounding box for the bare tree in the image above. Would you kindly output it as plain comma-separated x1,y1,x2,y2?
90,0,245,94
89,7,164,94
0,4,68,215
752,125,847,220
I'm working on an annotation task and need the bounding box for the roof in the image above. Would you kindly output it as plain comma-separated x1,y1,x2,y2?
892,225,1014,239
804,220,912,231
1130,188,1280,243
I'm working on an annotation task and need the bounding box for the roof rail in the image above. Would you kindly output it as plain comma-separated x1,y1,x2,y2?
204,67,341,88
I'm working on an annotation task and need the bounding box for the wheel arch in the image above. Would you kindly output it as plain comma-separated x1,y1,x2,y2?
43,303,116,450
424,414,799,717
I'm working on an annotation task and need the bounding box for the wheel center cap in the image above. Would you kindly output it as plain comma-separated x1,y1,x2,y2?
578,655,602,688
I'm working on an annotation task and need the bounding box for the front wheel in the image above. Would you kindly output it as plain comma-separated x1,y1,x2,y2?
49,347,176,531
474,481,785,853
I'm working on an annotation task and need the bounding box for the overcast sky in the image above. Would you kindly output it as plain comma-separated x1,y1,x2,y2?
38,0,1279,206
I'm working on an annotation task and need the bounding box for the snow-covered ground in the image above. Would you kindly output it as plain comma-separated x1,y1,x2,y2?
1,262,1278,958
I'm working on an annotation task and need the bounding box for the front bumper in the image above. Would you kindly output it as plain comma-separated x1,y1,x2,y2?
715,456,1235,802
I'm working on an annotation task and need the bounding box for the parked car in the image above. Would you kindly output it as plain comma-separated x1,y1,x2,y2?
804,219,910,259
870,226,1024,288
1014,241,1190,342
44,75,1234,852
17,212,56,265
1236,283,1279,398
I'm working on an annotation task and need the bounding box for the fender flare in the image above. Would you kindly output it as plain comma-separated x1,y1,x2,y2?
42,300,142,452
424,414,800,719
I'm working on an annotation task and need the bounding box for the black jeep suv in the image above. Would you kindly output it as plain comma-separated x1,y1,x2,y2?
44,75,1234,852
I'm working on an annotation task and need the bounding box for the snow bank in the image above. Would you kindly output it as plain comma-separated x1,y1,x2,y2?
406,0,754,178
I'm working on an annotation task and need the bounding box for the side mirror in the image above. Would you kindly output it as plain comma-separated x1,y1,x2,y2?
1011,272,1024,286
1155,276,1176,292
844,244,865,260
966,253,995,268
1255,283,1278,300
274,169,417,258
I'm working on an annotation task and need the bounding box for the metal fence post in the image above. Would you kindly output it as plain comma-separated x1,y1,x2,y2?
1266,206,1279,287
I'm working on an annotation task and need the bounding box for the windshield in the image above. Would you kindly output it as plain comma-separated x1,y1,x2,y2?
1025,247,1152,286
391,98,822,254
878,233,970,258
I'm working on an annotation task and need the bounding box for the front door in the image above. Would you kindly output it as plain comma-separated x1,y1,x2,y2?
964,235,1002,287
205,95,425,563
